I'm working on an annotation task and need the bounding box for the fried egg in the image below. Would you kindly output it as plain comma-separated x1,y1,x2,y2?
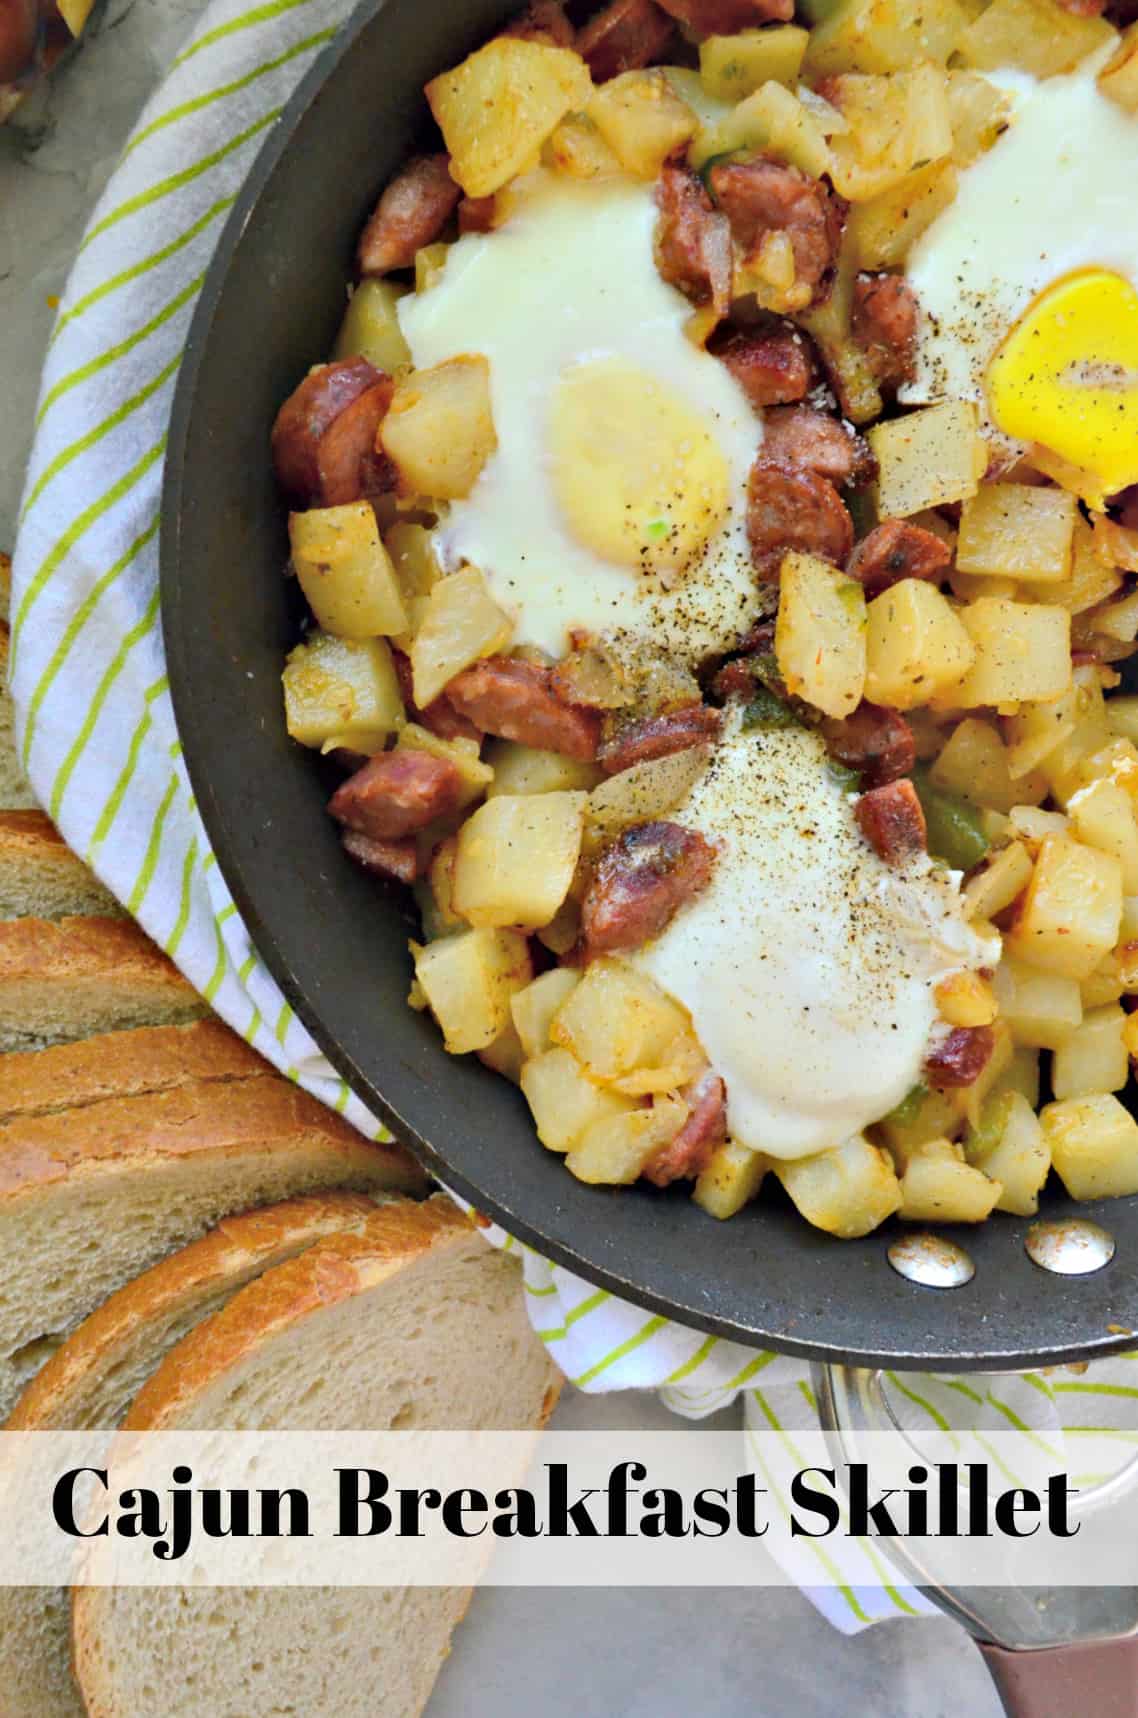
633,715,995,1160
902,43,1138,498
397,169,764,664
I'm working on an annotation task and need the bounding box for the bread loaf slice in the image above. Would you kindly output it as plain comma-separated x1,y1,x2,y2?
1,1191,387,1718
0,1071,427,1419
0,810,120,919
0,625,36,811
72,1197,560,1718
0,914,206,1049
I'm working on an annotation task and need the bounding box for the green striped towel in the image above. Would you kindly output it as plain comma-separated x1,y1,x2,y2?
10,0,1137,1632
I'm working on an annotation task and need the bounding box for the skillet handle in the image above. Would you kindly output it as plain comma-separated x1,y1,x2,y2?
977,1636,1138,1718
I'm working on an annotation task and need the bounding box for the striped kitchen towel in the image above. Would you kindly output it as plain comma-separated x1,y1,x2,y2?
10,0,1138,1631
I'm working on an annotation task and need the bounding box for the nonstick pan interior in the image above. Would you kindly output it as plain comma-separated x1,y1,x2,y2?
162,0,1138,1370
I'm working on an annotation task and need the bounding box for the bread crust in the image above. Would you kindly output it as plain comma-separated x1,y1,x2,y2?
6,1190,383,1430
0,914,197,988
0,1072,426,1198
0,1019,266,1121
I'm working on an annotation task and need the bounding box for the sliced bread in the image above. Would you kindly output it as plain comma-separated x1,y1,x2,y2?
72,1197,560,1718
0,810,121,919
0,1017,265,1121
1,1191,387,1718
0,913,207,1050
0,1071,427,1419
0,625,36,812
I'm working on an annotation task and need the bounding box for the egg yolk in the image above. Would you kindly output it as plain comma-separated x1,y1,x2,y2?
987,269,1138,503
549,358,731,580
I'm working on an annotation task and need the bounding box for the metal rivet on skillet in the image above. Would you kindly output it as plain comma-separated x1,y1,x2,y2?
887,1232,975,1288
1025,1218,1116,1276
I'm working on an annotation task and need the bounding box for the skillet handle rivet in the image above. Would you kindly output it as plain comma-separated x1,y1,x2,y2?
887,1232,975,1288
1025,1218,1116,1276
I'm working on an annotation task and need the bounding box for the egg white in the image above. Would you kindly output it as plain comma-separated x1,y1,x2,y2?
397,169,764,664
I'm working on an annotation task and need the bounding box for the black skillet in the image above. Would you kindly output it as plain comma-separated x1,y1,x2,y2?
161,0,1138,1377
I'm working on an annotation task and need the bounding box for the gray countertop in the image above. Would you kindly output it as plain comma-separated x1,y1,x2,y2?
0,9,1001,1713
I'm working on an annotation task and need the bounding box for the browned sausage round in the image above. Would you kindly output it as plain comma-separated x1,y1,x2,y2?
357,154,461,277
643,1071,727,1187
854,778,927,865
445,657,602,760
598,703,721,775
502,0,576,43
655,0,792,31
654,164,732,318
328,750,464,840
747,460,854,577
820,703,915,790
851,272,920,388
271,358,395,506
846,519,951,597
709,324,816,411
760,406,874,486
581,821,717,955
577,0,675,80
708,157,844,302
0,0,37,83
925,1025,996,1090
341,829,422,884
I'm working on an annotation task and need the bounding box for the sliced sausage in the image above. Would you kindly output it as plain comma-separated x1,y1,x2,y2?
582,820,716,956
357,155,461,277
577,0,675,79
854,778,927,865
708,156,845,304
925,1025,997,1091
598,703,721,775
392,649,483,744
458,194,499,235
0,0,37,84
643,1072,727,1188
328,749,463,840
820,703,914,790
445,657,602,760
502,0,576,43
709,323,815,410
271,358,395,506
851,272,920,388
654,163,732,319
341,829,422,884
655,0,793,31
747,460,854,577
759,405,874,487
845,519,951,598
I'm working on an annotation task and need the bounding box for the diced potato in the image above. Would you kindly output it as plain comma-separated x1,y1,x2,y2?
1041,1092,1138,1200
1122,895,1138,941
798,239,883,423
1083,953,1124,1009
282,631,403,750
511,968,581,1060
414,926,531,1053
1052,1004,1129,1101
956,484,1076,583
804,0,971,76
1087,589,1138,645
877,1085,962,1166
993,952,1082,1048
827,64,953,201
414,243,449,294
965,1092,1049,1217
846,160,958,270
947,70,1011,167
1108,697,1138,744
1008,804,1069,850
566,1097,689,1185
426,39,593,197
544,112,621,178
869,401,986,516
288,504,408,640
397,722,493,809
485,740,601,798
551,957,690,1083
409,567,513,708
699,25,809,98
452,791,586,929
520,1047,633,1151
957,0,1116,76
775,551,866,718
953,599,1071,709
381,357,497,501
1120,940,1138,989
1077,737,1138,806
930,718,1044,815
1003,680,1087,779
584,747,710,856
949,570,1019,605
963,840,1034,922
420,838,465,939
706,80,832,180
588,70,697,177
332,279,411,372
478,1020,525,1083
1006,835,1122,981
693,1141,770,1219
899,1138,1001,1223
775,1134,902,1239
935,970,997,1028
950,1017,1014,1130
537,895,581,957
1068,777,1138,891
1020,518,1123,613
1094,513,1138,574
610,1032,707,1096
864,579,975,711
